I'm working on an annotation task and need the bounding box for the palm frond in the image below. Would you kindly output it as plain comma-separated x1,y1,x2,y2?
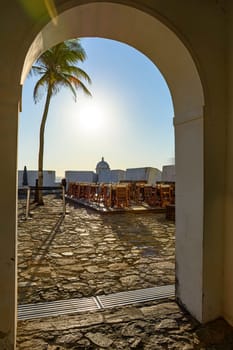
64,66,92,84
30,38,92,102
54,76,78,100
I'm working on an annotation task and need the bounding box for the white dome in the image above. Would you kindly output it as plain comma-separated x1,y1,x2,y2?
96,157,110,174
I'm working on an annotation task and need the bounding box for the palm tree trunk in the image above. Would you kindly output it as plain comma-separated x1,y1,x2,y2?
37,86,52,205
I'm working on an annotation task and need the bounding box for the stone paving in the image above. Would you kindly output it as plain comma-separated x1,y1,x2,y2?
17,195,175,304
17,301,233,350
16,194,233,349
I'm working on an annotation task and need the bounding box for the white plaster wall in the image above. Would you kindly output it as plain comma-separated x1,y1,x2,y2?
110,170,126,183
65,170,96,183
155,172,162,183
126,167,161,184
98,170,111,183
66,169,125,184
18,170,56,187
175,115,203,320
162,165,176,182
147,168,162,185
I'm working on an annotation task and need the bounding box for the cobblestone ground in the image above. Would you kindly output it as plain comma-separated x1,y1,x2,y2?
17,195,233,349
17,195,175,304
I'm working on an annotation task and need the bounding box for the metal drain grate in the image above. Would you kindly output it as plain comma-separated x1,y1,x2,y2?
96,284,175,309
18,296,99,320
18,284,175,321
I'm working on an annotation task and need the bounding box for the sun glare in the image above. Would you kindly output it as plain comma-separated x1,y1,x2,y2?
79,103,106,132
68,96,116,139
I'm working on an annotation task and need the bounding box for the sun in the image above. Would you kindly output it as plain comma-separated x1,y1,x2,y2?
78,102,106,133
67,94,118,139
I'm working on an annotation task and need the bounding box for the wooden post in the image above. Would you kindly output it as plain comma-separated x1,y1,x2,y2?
62,185,66,216
34,179,39,203
25,187,30,219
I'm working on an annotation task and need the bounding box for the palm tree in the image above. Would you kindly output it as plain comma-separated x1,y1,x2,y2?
30,39,91,204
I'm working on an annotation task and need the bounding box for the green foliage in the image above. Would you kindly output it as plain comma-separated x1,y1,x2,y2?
31,39,92,102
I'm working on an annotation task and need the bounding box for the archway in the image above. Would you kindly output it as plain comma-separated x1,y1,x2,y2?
26,1,205,320
21,1,204,320
1,2,207,348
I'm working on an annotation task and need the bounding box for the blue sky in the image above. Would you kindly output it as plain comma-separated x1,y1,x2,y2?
18,37,174,177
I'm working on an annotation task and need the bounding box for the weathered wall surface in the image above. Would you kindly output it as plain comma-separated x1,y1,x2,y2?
0,1,229,348
224,0,233,326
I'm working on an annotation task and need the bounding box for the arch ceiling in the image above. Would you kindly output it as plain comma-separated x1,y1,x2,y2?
21,2,204,120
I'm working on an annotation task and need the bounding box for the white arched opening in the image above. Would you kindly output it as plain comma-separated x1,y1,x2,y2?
21,2,204,322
